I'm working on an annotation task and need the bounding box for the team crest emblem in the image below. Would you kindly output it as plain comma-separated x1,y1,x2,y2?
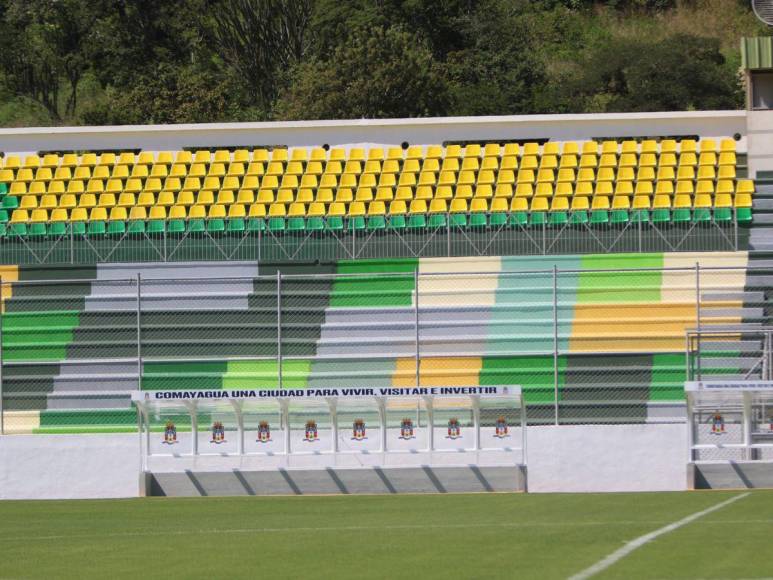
494,416,509,438
304,420,318,442
399,418,414,439
163,421,177,444
257,420,271,443
211,421,226,444
447,417,461,439
711,413,725,434
352,418,367,440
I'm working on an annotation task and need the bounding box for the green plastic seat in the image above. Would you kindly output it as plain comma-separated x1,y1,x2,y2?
207,218,225,233
348,216,366,231
450,213,468,227
127,220,146,234
227,218,246,233
652,209,670,223
168,219,186,234
8,223,26,237
71,222,86,236
147,219,166,234
590,210,609,225
509,212,528,227
246,217,266,232
529,212,547,227
672,209,691,223
367,216,386,231
87,220,106,236
49,222,68,236
388,215,406,230
107,220,126,236
326,216,344,231
29,222,47,237
306,217,325,231
570,211,589,225
610,210,629,225
0,183,7,195
407,214,426,229
0,223,6,236
0,209,8,223
428,213,447,228
736,208,752,223
548,211,568,226
187,219,205,233
469,213,487,228
714,208,732,223
693,208,711,223
630,209,649,223
489,212,507,227
3,196,18,210
287,217,305,232
267,217,285,233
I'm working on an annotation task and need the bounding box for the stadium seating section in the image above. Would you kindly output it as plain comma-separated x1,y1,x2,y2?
0,251,763,433
0,138,754,238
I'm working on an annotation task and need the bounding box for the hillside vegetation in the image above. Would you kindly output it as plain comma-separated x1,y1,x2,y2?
0,0,766,127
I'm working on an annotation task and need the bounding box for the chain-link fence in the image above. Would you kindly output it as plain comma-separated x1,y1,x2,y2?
0,219,747,266
0,263,765,434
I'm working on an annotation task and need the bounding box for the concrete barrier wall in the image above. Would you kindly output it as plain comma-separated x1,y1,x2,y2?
0,423,689,499
0,111,747,156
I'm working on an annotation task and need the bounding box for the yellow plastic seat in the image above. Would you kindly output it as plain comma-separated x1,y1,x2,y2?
579,154,597,169
657,167,675,182
474,184,493,199
367,201,386,216
137,192,155,207
150,164,168,179
127,206,146,221
592,196,610,210
717,166,736,180
88,207,107,222
49,208,68,223
307,202,325,217
714,193,732,209
596,167,615,183
454,185,472,199
634,181,653,196
117,193,136,208
595,182,613,197
697,166,715,181
735,194,752,208
516,169,535,184
78,194,97,209
395,186,413,201
614,181,633,197
598,154,617,168
675,181,694,196
559,154,577,169
581,141,598,155
375,186,394,201
470,198,488,213
659,153,677,168
535,183,553,197
550,197,568,212
69,207,88,222
695,180,714,195
520,156,538,171
555,182,573,197
389,200,408,215
571,196,590,211
39,194,57,210
612,196,630,210
633,195,651,210
348,201,366,217
736,180,754,194
248,204,266,218
536,169,554,183
97,193,116,208
154,178,173,193
196,191,215,206
522,143,540,156
716,180,734,195
156,191,175,207
177,191,195,206
530,197,549,212
655,181,674,196
434,186,453,200
355,187,374,202
205,204,224,219
637,167,655,182
515,183,534,198
676,167,695,181
9,209,28,223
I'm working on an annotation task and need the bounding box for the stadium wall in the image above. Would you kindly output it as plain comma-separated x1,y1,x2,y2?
0,424,687,499
0,111,747,156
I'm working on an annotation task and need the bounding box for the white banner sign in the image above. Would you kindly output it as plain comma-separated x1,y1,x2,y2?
132,385,519,403
685,380,773,392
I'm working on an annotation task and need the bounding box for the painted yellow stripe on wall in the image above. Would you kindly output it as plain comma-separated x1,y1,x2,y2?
417,257,501,307
4,410,40,434
0,265,18,313
661,252,748,304
393,357,483,387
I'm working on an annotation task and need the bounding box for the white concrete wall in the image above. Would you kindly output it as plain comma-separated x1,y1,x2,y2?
527,423,688,493
0,423,687,499
0,434,138,500
0,111,747,156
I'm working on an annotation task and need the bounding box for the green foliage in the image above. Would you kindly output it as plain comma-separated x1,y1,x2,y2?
276,26,449,120
0,0,762,126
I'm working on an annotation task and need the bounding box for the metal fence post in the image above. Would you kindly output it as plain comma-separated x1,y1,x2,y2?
695,262,701,380
553,265,559,426
414,268,420,387
136,273,142,391
0,275,3,435
69,225,74,264
277,271,282,389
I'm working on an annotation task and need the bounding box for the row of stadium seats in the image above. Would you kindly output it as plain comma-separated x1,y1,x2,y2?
0,139,751,232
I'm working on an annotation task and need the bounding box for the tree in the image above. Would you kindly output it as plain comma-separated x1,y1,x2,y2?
568,34,743,112
0,0,98,121
275,26,449,120
213,0,313,109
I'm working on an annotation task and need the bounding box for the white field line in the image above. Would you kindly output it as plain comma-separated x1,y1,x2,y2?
2,513,770,544
568,492,751,580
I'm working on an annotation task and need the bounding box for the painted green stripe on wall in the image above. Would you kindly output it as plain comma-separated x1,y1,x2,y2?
578,253,663,303
223,359,311,389
479,355,566,403
142,361,227,390
331,259,418,307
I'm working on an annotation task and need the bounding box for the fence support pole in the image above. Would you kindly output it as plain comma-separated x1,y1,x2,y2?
0,275,3,435
695,263,701,380
415,268,420,387
136,274,142,391
553,265,559,426
277,271,282,389
70,225,74,264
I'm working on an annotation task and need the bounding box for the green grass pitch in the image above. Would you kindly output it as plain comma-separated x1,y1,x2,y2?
0,490,770,579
